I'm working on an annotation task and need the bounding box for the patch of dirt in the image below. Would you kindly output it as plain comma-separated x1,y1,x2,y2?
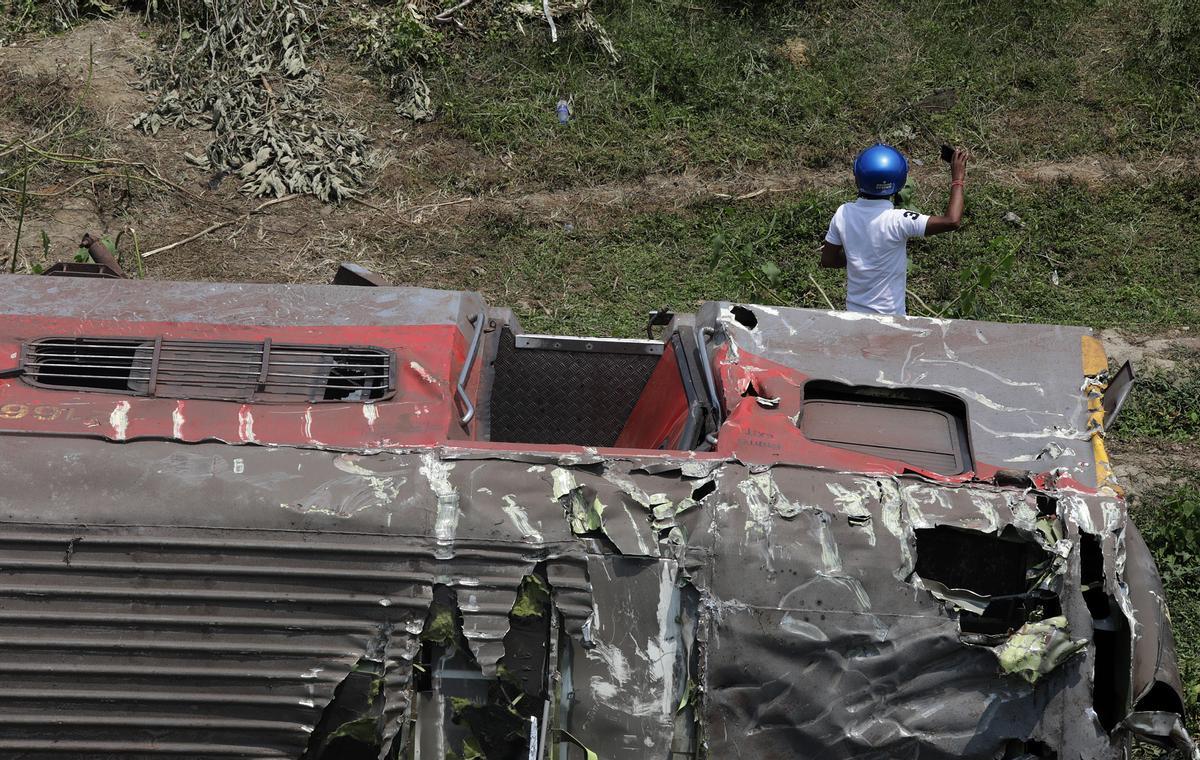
778,37,809,68
1100,327,1200,372
0,14,150,122
1101,328,1199,500
1008,155,1200,188
1109,440,1200,501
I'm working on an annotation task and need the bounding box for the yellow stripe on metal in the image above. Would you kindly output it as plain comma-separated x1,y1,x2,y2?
1080,335,1120,494
1081,335,1108,377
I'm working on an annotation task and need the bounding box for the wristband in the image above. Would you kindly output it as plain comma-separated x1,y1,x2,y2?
951,180,965,188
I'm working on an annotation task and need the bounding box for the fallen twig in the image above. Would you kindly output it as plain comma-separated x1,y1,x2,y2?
1,172,165,198
6,141,207,204
808,273,836,311
542,0,558,42
735,188,767,201
714,186,798,201
141,195,299,258
349,195,388,213
906,289,942,319
434,0,474,21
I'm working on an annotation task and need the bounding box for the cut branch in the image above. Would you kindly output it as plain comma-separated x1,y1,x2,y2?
542,0,558,42
140,195,299,258
434,0,474,20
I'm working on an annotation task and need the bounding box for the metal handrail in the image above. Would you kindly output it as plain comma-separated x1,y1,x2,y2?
696,326,723,444
456,313,485,425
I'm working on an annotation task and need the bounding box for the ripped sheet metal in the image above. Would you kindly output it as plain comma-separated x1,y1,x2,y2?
701,302,1101,485
0,436,1192,759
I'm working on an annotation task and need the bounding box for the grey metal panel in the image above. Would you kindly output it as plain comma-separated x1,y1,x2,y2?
0,279,1188,759
0,433,1177,759
697,302,1097,482
801,400,965,474
0,274,486,329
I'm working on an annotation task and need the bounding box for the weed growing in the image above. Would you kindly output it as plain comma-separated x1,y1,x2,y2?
1132,479,1200,731
1110,358,1200,442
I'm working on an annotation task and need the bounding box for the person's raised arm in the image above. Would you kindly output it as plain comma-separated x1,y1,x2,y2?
925,148,969,235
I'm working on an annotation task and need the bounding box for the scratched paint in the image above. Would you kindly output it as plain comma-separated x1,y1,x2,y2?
332,454,404,505
420,452,459,559
408,360,438,385
827,481,877,547
302,406,315,442
109,400,130,440
737,472,777,542
501,495,544,543
237,405,257,442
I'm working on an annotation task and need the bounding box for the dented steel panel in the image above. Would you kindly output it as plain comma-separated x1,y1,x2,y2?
0,437,1191,758
0,274,1193,759
700,302,1098,484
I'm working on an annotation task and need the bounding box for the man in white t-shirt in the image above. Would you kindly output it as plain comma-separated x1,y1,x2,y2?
820,144,969,315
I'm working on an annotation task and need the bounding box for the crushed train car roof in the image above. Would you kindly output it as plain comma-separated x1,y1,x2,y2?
0,272,1194,760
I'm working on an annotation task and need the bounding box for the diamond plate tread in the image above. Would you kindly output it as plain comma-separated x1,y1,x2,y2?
489,328,659,446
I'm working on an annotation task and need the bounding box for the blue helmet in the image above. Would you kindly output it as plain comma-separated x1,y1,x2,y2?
853,144,908,197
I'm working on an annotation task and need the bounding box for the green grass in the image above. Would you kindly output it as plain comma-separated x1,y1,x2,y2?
1110,358,1200,442
1131,479,1200,734
413,176,1200,336
430,0,1200,187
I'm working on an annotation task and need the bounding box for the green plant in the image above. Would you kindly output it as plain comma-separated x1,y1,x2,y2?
1131,0,1200,82
1133,481,1200,732
940,236,1018,319
1110,360,1200,442
1139,485,1200,585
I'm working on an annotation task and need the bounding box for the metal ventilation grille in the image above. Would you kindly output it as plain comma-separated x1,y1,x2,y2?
21,337,395,403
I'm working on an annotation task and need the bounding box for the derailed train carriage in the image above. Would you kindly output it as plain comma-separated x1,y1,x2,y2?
0,261,1194,760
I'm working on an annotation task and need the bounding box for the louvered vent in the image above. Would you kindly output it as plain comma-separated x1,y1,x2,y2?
21,337,395,402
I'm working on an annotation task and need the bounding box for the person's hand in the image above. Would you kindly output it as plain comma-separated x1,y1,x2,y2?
951,147,970,182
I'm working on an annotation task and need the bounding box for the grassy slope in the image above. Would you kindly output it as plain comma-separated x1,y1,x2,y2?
453,178,1200,338
436,0,1199,185
406,0,1200,337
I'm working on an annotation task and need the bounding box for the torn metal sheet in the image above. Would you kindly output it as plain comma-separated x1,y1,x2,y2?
0,275,1192,759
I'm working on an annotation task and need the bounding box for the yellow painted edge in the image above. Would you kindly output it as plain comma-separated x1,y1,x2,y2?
1080,335,1120,495
1081,335,1108,376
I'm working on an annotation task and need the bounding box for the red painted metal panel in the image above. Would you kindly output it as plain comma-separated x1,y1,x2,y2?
613,347,688,450
0,315,1067,490
0,317,469,449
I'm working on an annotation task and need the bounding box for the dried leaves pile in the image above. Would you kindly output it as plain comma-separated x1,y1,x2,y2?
125,0,615,202
134,0,370,201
